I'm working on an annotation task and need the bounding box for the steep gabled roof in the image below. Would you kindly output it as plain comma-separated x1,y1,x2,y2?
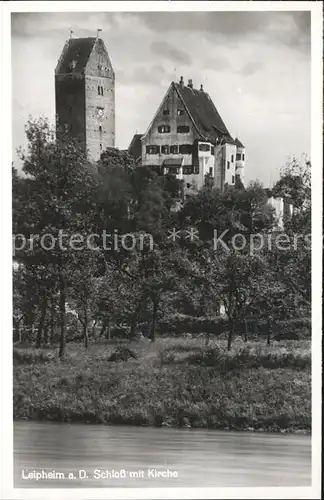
174,82,232,144
128,134,143,160
56,37,97,74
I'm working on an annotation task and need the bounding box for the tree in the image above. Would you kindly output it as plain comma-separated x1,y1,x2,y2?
271,156,311,309
14,117,99,356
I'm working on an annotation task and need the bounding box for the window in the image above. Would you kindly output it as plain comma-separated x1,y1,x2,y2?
227,161,230,170
177,109,184,116
183,166,193,175
211,146,215,155
158,125,170,133
99,126,102,133
179,144,192,154
186,183,191,188
161,145,169,154
177,125,190,133
231,155,234,163
236,153,241,161
209,167,213,175
242,154,245,161
97,86,101,95
146,145,160,155
199,143,210,152
232,175,235,184
163,109,170,116
170,145,179,154
194,166,199,174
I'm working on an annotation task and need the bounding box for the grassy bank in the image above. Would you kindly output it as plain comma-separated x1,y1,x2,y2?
13,338,311,433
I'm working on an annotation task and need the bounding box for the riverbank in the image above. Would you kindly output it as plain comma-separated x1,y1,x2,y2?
13,337,311,433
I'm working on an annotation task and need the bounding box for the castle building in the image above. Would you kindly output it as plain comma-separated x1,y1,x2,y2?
128,77,245,193
55,36,115,161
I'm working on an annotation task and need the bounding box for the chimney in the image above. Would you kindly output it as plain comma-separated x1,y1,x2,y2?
179,76,184,87
200,84,204,92
188,78,193,88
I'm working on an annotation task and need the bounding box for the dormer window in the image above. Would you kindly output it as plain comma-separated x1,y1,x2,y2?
163,109,170,116
177,109,184,116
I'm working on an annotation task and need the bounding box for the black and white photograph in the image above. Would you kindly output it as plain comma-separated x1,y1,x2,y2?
0,1,322,499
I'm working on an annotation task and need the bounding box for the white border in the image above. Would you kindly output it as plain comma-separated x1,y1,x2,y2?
1,2,322,499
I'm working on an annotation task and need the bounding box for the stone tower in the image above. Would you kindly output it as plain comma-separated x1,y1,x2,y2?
55,36,115,161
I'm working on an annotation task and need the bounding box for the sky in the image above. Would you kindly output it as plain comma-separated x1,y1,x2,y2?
11,10,311,186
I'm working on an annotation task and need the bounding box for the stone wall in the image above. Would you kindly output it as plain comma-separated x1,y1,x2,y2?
85,75,115,161
84,39,115,161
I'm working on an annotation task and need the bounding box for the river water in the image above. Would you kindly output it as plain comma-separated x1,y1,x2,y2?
14,421,311,488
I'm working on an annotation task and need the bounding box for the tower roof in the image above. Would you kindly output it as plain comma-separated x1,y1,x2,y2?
56,37,97,74
173,81,233,144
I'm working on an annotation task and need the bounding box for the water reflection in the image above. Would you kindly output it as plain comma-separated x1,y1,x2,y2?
14,421,311,488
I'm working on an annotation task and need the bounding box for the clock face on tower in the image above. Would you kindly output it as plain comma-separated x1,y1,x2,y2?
97,107,104,120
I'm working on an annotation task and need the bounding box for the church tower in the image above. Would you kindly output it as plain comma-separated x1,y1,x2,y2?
55,35,115,161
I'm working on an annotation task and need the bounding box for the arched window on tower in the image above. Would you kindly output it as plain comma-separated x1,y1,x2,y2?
97,85,100,95
101,86,104,96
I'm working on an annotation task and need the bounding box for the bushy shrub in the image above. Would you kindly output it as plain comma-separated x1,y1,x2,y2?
107,347,137,362
110,325,129,338
158,314,310,341
274,317,311,341
235,317,311,340
158,313,228,335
